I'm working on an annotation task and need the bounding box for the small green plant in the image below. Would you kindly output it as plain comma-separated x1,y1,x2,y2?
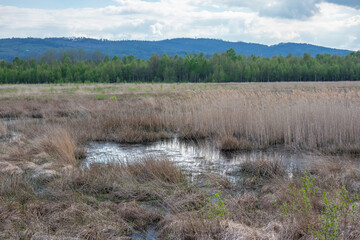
202,192,229,219
67,86,79,94
128,87,139,92
280,171,318,218
95,94,107,99
0,88,18,94
314,186,359,240
200,181,228,219
93,87,104,93
204,180,210,187
278,172,360,239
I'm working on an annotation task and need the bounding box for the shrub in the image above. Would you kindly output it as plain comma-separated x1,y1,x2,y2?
314,186,359,240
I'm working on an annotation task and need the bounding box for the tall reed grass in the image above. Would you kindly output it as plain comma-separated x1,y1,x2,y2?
4,84,360,152
60,86,360,153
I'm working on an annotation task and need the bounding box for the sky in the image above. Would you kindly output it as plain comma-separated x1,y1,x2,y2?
0,0,359,50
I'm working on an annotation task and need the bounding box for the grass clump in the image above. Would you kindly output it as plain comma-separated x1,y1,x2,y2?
59,158,186,203
159,213,224,239
218,136,253,151
126,158,185,184
240,157,285,179
37,126,77,165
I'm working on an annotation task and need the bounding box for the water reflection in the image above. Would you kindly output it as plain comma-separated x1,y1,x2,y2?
85,138,314,181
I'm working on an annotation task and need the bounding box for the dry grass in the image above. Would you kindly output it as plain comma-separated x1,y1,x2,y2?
217,135,253,151
0,159,181,239
309,158,360,194
1,82,360,239
0,121,5,137
226,192,271,227
2,82,360,152
159,212,278,239
125,158,185,184
199,173,233,190
159,212,224,240
57,158,186,203
1,157,360,239
0,173,133,239
240,157,285,179
37,126,77,165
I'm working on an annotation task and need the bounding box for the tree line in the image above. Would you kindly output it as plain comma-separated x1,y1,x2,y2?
1,48,360,84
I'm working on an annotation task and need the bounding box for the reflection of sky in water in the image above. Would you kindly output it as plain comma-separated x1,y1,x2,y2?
85,138,315,181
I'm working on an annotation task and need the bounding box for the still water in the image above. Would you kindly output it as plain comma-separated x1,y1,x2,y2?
85,138,318,181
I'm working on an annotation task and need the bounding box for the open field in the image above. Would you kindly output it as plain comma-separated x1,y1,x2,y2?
1,82,360,239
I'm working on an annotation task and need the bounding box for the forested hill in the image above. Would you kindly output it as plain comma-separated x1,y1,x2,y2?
0,38,351,61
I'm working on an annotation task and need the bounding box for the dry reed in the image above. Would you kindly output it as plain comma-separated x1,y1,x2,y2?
37,126,77,165
2,83,360,153
1,83,360,239
240,157,285,178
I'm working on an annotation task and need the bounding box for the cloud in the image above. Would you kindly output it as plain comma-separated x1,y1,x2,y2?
325,0,360,9
151,23,164,35
194,0,322,19
259,0,321,19
193,0,359,19
0,1,359,50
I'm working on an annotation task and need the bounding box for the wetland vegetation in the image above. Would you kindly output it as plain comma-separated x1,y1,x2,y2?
1,82,360,239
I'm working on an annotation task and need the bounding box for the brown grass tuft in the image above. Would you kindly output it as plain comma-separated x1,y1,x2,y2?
117,201,162,229
240,157,285,179
56,158,186,203
199,173,233,190
159,212,223,239
218,135,253,151
126,157,185,184
0,173,35,202
37,126,77,165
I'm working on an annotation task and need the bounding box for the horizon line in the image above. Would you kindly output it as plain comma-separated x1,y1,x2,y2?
0,37,354,51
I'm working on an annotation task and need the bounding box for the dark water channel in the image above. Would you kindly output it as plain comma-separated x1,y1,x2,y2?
85,138,317,182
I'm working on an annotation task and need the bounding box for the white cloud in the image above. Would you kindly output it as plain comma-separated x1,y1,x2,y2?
151,23,164,35
0,1,359,50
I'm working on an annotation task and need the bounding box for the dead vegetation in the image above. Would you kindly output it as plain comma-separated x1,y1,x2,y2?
0,121,5,137
2,82,360,153
37,126,77,165
1,82,360,239
0,159,179,239
240,157,285,179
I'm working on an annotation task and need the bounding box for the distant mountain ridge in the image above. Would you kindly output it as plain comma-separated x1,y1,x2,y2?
0,37,352,61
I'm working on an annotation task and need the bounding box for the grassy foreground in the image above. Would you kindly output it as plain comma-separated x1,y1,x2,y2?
1,82,360,239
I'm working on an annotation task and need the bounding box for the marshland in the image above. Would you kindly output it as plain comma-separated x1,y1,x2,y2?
1,82,360,239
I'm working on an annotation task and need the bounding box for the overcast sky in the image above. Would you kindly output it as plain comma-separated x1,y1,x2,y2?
0,0,359,50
